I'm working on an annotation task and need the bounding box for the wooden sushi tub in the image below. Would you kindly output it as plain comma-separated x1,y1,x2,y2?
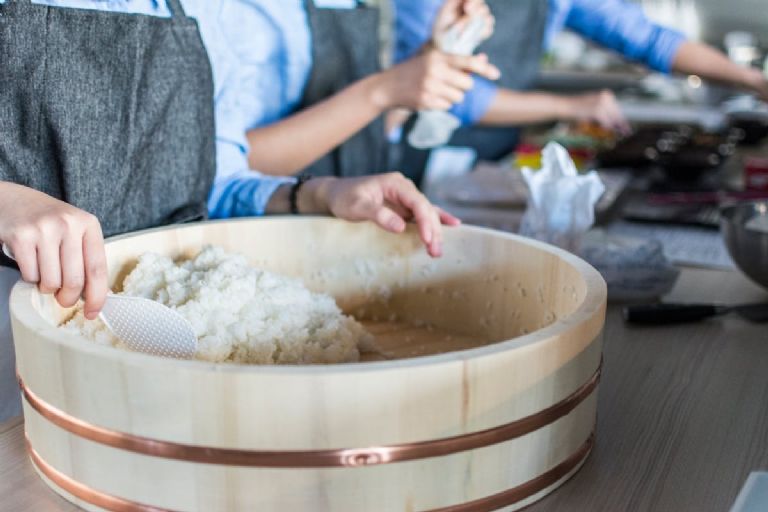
10,218,607,512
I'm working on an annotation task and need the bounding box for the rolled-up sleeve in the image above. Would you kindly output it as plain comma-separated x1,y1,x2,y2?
449,76,499,125
393,0,499,125
207,138,295,219
203,0,311,219
393,0,439,64
564,0,687,73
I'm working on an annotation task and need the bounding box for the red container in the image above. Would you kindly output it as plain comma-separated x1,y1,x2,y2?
745,157,768,191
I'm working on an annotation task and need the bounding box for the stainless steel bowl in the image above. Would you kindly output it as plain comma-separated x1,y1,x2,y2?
721,201,768,290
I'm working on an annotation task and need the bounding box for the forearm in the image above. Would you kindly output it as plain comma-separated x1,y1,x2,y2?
478,89,575,126
247,76,389,176
671,41,762,92
264,178,336,215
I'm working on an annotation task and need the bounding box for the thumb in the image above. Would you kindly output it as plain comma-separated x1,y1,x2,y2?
447,53,500,80
373,206,407,234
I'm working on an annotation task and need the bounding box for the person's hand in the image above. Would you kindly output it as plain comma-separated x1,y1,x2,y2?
759,80,768,103
562,90,631,135
372,47,500,112
759,81,768,103
745,67,768,102
433,0,495,44
302,174,461,258
0,182,108,319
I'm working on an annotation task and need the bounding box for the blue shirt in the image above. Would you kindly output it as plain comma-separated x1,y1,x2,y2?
206,0,359,217
0,0,297,218
394,0,688,125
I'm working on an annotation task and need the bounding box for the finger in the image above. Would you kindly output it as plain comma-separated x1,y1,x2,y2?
428,206,444,258
373,206,407,234
434,83,467,105
437,207,462,226
615,117,633,136
55,233,85,308
11,240,40,284
36,237,62,294
448,53,501,80
435,0,462,30
443,67,475,91
424,97,454,111
602,102,631,136
610,107,632,136
464,0,485,11
462,0,487,15
379,175,445,256
395,188,442,256
466,3,492,26
82,224,108,320
384,200,413,221
595,113,614,131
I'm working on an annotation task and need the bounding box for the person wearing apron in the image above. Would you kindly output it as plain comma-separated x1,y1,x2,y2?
0,0,215,422
231,0,498,181
298,0,391,177
396,0,768,184
0,0,470,421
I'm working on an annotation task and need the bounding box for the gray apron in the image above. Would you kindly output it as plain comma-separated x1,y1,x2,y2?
299,0,390,177
0,0,216,421
400,0,549,186
0,0,216,238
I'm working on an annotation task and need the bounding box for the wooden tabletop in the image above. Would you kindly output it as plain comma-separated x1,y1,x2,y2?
2,267,767,512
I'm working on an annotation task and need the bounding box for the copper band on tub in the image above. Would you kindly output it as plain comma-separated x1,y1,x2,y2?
26,432,595,512
18,362,600,468
26,436,176,512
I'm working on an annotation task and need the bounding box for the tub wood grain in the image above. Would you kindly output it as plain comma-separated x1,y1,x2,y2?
2,268,767,511
9,218,606,512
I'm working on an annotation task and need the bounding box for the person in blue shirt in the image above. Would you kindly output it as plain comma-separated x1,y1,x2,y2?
0,0,470,421
225,0,497,186
0,0,471,296
395,0,768,167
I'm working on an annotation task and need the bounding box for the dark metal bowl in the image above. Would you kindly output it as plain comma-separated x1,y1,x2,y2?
721,201,768,290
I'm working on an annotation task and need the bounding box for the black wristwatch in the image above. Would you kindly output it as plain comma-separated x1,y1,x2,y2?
289,175,312,215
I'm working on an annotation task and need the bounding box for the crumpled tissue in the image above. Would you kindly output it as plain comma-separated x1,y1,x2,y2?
520,142,605,253
520,142,680,301
408,16,487,150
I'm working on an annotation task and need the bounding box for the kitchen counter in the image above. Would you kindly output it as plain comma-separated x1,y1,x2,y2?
1,267,767,512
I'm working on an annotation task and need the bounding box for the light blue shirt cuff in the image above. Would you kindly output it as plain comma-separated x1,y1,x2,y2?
208,171,296,219
645,28,687,74
563,0,688,75
449,77,500,125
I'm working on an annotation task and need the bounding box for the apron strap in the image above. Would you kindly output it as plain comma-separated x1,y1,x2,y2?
166,0,188,17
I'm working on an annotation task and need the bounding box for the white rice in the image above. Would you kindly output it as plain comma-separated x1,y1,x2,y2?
65,246,374,365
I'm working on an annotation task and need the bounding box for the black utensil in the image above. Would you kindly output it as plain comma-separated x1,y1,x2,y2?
623,303,768,325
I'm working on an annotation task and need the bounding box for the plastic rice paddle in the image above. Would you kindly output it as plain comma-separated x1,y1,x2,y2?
2,243,197,359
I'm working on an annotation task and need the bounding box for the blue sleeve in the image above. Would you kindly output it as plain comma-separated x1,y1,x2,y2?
207,171,295,219
393,0,441,64
207,138,295,219
565,0,687,73
449,77,499,125
393,0,500,125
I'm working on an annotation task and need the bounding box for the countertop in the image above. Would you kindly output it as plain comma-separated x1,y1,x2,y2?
1,266,767,511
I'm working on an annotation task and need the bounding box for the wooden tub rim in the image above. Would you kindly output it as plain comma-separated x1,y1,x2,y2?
10,218,607,375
